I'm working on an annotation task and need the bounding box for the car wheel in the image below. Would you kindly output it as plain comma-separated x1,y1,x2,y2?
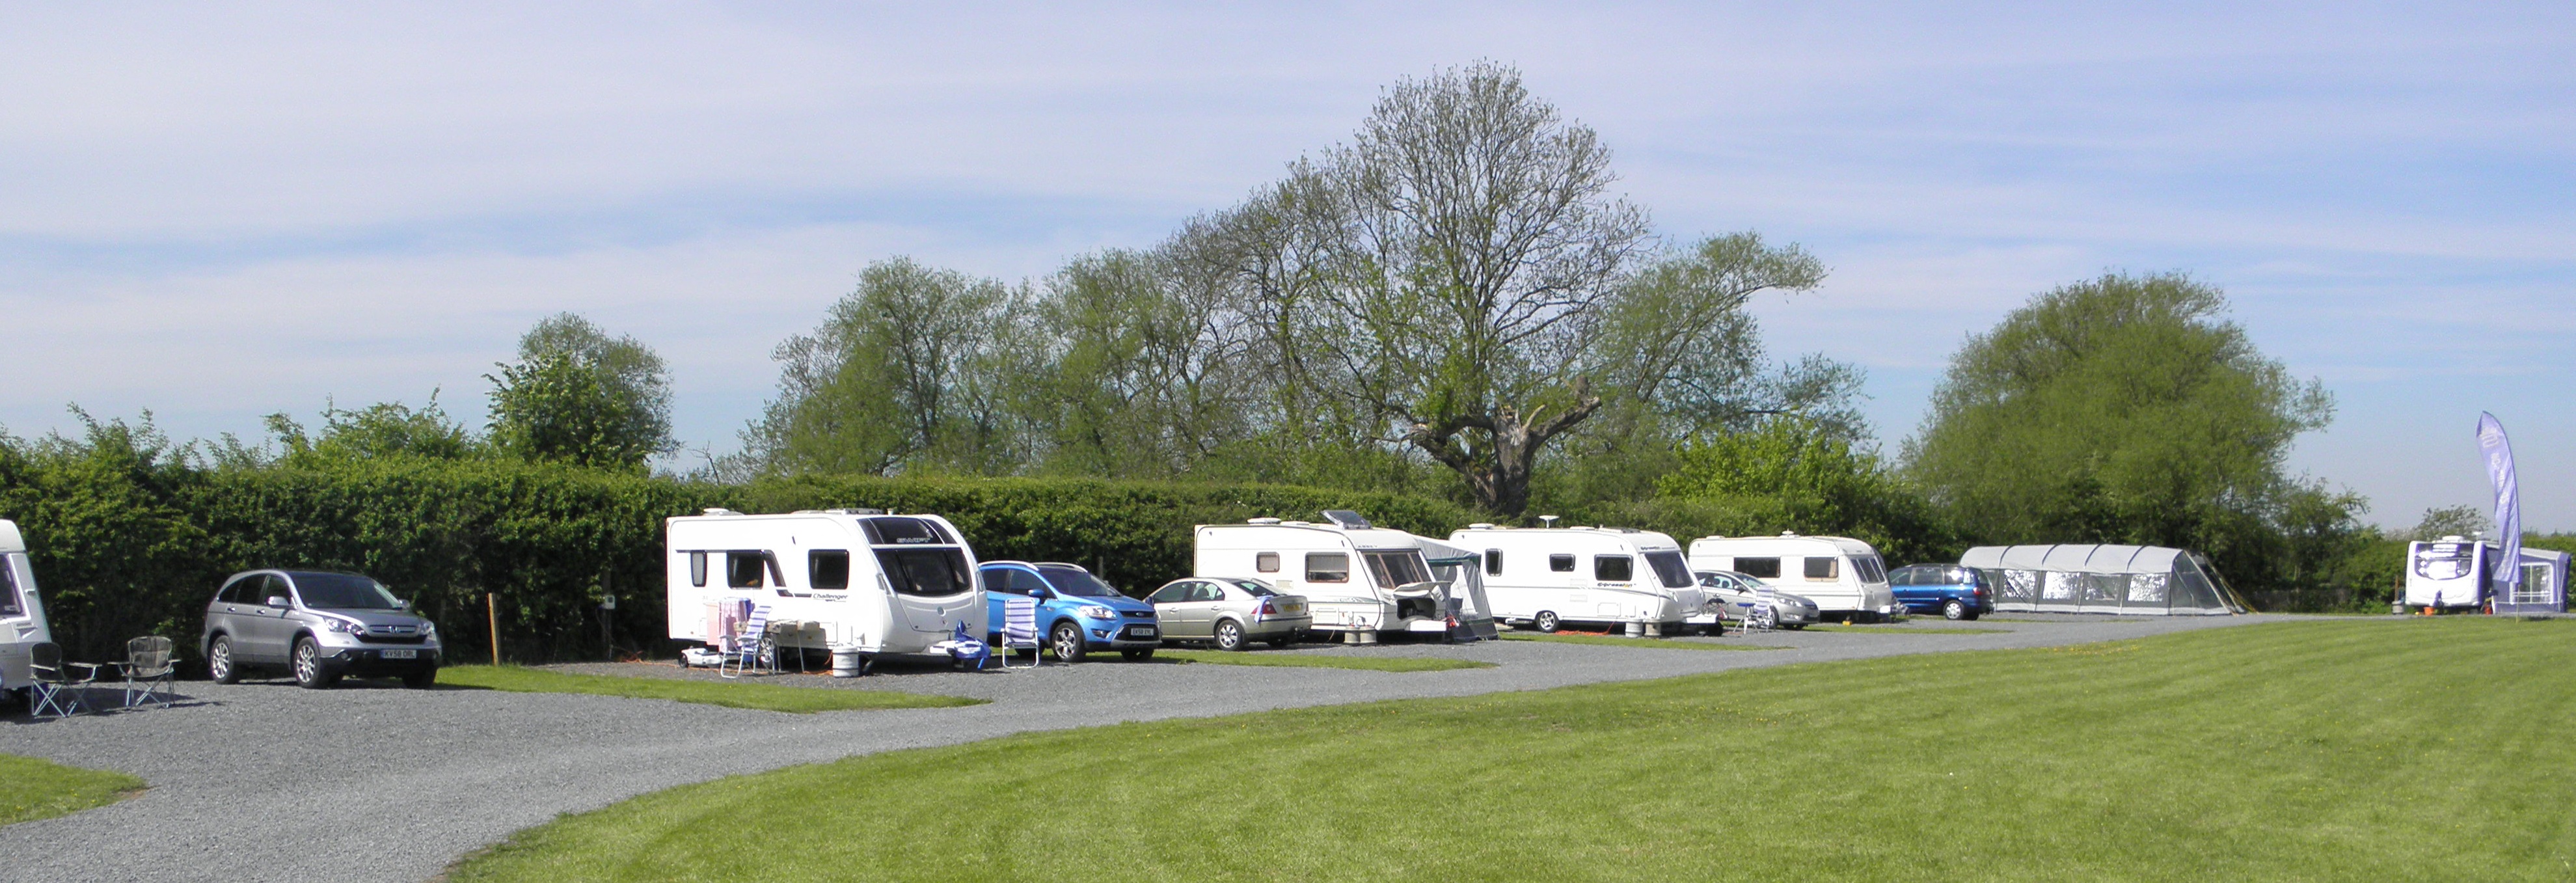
403,666,438,689
1050,621,1087,663
291,636,338,690
208,634,241,684
1121,648,1156,662
1213,619,1246,651
1533,610,1560,633
1943,599,1968,620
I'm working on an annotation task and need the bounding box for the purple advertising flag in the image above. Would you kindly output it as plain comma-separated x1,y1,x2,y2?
2477,413,2520,599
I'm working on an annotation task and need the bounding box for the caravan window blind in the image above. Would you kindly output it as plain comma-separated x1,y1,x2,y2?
0,562,19,618
1735,557,1781,578
808,550,850,590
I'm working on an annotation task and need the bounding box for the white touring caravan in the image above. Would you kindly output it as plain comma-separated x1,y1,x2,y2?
665,509,984,663
1688,533,1895,621
0,520,54,694
1194,511,1482,642
1446,525,1706,634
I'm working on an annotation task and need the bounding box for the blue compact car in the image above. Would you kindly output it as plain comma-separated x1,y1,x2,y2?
979,561,1161,662
1887,564,1994,620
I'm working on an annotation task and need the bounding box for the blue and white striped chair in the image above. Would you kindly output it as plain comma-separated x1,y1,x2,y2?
998,596,1041,669
719,604,775,678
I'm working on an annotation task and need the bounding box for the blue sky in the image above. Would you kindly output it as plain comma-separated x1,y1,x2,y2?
3,2,2569,530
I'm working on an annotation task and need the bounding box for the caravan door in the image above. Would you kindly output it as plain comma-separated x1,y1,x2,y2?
0,552,47,691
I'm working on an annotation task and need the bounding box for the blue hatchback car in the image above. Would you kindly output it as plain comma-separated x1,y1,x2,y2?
979,561,1161,662
1886,564,1994,620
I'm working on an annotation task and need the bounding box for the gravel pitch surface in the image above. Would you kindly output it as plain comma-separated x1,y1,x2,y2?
0,614,2287,882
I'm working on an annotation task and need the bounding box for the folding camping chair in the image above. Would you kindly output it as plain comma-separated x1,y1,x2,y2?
119,636,177,709
997,595,1041,669
1742,582,1778,634
719,604,776,678
929,621,990,671
29,642,103,719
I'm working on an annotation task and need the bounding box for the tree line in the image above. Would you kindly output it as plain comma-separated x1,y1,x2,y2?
2,62,2522,630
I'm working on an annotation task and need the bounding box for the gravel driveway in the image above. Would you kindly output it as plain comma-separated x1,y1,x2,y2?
0,614,2283,882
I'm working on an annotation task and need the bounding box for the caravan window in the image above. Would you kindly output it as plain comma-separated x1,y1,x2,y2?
808,550,850,590
2414,543,2474,580
1256,552,1280,573
860,517,955,546
1305,553,1349,583
727,552,769,588
1736,557,1782,578
1363,550,1433,588
1803,557,1839,580
1594,556,1634,582
1484,549,1503,576
877,549,973,597
1850,555,1886,584
1548,554,1575,573
1642,550,1694,588
688,552,708,587
0,562,20,618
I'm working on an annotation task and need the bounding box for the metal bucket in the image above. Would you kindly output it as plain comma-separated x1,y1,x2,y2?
1624,621,1645,638
830,649,864,678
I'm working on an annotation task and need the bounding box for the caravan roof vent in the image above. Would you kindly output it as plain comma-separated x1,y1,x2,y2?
1467,523,1496,530
1538,515,1560,528
2441,535,2466,542
702,508,742,517
1248,517,1284,525
1320,509,1372,530
1282,521,1312,526
1780,531,1799,537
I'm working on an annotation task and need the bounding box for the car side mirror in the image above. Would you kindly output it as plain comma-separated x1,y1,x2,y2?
397,599,413,611
265,595,291,608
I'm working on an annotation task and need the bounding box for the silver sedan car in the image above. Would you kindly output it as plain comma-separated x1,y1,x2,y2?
1145,577,1312,651
1689,569,1819,631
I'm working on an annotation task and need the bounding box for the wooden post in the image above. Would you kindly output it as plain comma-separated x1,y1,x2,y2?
487,591,500,666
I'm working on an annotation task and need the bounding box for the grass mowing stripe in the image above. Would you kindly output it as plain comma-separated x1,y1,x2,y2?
1156,649,1495,671
450,619,2576,882
0,755,143,826
436,666,983,713
1498,632,1778,651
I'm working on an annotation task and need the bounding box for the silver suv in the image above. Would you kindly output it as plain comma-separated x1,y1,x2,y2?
202,570,442,689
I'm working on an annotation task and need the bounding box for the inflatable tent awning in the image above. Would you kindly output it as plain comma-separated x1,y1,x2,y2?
1959,544,2248,616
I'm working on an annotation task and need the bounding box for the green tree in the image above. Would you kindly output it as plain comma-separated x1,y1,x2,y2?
261,394,474,465
1904,272,2346,572
486,314,674,471
1205,63,1831,516
746,258,1025,476
1655,417,1947,562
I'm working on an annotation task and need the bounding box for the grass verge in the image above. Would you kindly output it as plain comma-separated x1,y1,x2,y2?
450,618,2576,881
0,755,144,826
1156,649,1495,672
437,665,984,713
1499,632,1778,651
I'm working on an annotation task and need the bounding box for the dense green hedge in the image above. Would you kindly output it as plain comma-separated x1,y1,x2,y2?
0,432,1471,664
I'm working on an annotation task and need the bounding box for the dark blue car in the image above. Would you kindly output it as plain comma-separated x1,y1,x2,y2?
1887,564,1994,620
978,561,1160,662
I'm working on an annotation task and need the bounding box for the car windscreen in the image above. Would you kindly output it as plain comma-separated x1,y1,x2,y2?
875,549,972,597
1362,550,1433,588
1037,566,1123,598
1642,550,1694,588
291,573,403,610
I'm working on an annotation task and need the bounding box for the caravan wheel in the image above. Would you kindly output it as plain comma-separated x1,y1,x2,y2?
1532,611,1561,633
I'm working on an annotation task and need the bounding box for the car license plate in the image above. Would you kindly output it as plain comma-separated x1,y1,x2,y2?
382,649,416,659
1125,626,1158,639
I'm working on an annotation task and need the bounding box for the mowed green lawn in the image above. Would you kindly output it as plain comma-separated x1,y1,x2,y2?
437,666,984,713
452,618,2576,881
0,755,143,826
